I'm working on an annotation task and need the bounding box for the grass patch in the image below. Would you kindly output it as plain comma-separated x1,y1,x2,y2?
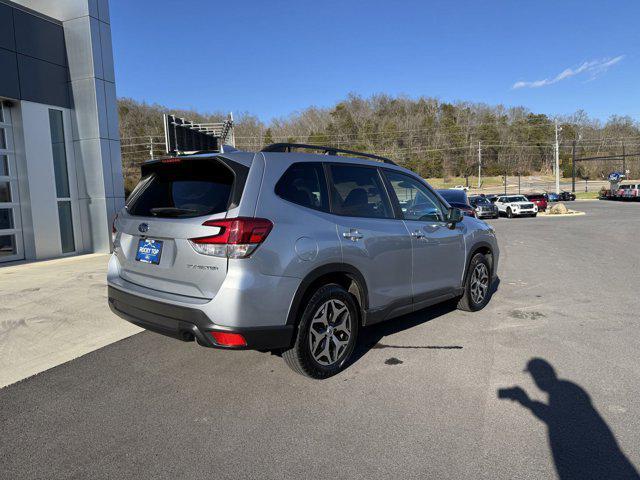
574,191,600,200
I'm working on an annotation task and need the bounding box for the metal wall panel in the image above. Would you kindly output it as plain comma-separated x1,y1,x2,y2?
14,8,67,66
17,54,70,107
0,3,16,50
0,49,20,99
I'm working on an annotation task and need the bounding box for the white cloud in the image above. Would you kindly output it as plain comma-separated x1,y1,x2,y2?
512,55,625,89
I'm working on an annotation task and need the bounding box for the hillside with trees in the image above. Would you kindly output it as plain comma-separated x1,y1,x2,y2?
119,94,640,193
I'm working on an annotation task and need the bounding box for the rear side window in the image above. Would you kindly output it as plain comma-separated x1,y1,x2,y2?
275,162,328,211
329,164,393,219
127,159,236,218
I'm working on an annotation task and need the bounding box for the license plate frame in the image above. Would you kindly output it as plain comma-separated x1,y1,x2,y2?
135,238,163,265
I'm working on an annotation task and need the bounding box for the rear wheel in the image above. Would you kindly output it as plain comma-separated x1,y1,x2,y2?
282,284,359,379
457,253,492,312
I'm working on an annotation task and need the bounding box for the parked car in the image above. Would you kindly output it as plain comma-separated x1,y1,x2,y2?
469,195,499,219
546,192,560,202
452,185,470,191
437,189,476,217
485,194,500,203
494,194,538,218
525,193,548,212
108,144,499,378
558,191,576,201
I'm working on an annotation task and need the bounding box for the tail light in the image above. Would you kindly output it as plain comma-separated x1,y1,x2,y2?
189,217,273,258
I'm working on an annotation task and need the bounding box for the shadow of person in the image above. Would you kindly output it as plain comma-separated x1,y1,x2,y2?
498,358,639,479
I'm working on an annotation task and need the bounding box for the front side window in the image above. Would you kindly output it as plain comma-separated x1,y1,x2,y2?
385,171,445,222
275,162,328,211
329,164,392,219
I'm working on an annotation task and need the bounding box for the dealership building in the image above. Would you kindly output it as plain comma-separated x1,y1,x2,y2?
0,0,123,264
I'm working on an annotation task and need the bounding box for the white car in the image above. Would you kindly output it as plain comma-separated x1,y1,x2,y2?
494,195,538,218
452,185,470,191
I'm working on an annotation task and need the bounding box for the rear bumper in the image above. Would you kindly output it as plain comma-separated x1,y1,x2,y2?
108,286,294,351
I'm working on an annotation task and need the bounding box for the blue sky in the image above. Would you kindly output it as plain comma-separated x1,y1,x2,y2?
111,0,639,122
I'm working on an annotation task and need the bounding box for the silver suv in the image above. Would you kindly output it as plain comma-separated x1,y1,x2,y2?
108,144,499,378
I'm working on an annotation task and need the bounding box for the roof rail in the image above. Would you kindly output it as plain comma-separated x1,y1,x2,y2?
260,143,397,166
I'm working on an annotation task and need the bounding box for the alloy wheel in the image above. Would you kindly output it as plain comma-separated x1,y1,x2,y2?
470,263,490,305
308,299,352,366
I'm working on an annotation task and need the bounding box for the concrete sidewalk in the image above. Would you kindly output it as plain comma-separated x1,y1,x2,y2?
0,254,141,388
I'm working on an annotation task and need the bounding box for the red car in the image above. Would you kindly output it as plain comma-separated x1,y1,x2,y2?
525,193,548,212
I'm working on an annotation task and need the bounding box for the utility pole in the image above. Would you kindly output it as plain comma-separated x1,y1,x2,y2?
554,120,561,194
518,172,521,194
149,136,154,159
571,140,576,193
477,141,482,189
622,142,626,177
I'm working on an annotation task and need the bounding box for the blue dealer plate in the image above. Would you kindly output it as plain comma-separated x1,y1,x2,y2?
135,238,163,265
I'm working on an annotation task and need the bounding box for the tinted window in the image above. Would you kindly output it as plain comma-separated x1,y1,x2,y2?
329,164,392,218
275,162,328,211
470,196,490,206
385,171,445,222
128,159,235,218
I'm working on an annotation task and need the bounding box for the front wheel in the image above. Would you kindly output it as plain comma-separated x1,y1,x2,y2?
506,208,513,218
457,253,492,312
282,284,359,379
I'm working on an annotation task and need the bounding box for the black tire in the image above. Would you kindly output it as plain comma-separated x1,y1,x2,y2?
457,253,492,312
532,213,537,217
282,284,359,379
506,207,513,218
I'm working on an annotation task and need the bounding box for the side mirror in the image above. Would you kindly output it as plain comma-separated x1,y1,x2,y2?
447,207,464,226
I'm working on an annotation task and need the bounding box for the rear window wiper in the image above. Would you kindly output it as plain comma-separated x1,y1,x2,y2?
149,207,198,217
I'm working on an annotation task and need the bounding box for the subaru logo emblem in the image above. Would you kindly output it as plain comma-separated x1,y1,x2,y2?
138,223,149,233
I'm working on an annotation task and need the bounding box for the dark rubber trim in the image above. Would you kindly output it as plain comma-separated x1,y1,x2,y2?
108,286,293,351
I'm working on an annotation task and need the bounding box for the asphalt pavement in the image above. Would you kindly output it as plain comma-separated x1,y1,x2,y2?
1,201,639,480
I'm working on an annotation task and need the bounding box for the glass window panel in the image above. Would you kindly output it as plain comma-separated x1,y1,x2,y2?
275,162,329,211
0,234,15,257
0,182,10,202
0,103,4,123
49,109,71,198
0,155,8,176
385,171,446,222
51,142,70,197
0,128,6,150
329,164,393,219
0,208,13,229
48,109,65,143
57,201,75,253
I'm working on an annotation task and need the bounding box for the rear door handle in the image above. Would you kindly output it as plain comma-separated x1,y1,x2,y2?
343,229,364,241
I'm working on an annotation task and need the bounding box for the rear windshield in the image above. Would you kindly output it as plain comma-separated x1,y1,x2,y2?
527,195,545,200
470,196,490,205
127,159,236,218
437,189,468,204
